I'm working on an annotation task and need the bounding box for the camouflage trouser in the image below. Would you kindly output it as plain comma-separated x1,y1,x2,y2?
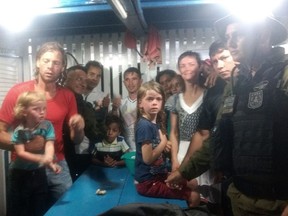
227,183,288,216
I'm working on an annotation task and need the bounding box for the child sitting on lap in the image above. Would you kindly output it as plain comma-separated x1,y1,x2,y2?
91,114,129,167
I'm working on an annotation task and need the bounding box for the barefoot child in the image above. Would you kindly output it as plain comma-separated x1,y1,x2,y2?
134,81,195,206
8,91,61,216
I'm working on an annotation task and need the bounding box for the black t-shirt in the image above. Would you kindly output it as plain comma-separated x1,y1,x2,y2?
197,78,226,130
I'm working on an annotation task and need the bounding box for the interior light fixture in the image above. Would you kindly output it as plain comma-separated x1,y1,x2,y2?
219,0,283,22
111,0,127,19
0,0,56,32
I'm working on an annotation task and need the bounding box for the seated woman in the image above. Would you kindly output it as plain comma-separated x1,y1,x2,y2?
91,114,129,167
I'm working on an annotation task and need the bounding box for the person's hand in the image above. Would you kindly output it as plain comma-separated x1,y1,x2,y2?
49,163,62,174
94,100,102,110
39,155,53,166
204,70,218,88
102,94,110,108
159,130,167,147
104,155,117,167
164,140,172,153
24,135,45,152
69,114,85,131
282,205,288,216
112,95,121,111
165,170,185,190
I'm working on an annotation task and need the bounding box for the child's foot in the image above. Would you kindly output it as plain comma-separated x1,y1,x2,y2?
188,191,201,207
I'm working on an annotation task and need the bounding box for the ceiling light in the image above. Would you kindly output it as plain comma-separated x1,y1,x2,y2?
0,0,56,32
220,0,283,22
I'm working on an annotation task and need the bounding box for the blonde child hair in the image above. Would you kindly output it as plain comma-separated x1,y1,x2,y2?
14,91,46,120
136,80,166,134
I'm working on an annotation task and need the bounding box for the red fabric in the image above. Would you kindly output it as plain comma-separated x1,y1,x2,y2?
143,26,162,67
136,174,191,200
124,30,137,49
0,80,78,161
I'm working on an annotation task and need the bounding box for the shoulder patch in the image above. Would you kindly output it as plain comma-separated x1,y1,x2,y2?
248,90,263,109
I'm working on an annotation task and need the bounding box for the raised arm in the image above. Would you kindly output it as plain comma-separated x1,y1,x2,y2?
110,96,121,116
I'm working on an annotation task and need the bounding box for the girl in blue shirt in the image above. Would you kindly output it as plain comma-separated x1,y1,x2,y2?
134,81,196,207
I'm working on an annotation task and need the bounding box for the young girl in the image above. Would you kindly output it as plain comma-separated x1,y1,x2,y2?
91,114,129,167
134,80,196,206
8,91,61,216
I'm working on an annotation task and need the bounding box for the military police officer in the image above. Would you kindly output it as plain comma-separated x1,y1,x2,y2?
214,14,288,216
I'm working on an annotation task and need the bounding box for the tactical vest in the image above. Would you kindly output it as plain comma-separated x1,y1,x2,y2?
232,59,288,199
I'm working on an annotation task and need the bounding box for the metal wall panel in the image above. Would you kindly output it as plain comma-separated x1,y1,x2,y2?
0,55,22,216
27,28,215,98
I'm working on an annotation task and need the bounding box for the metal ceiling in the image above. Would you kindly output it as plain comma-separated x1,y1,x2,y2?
6,0,288,38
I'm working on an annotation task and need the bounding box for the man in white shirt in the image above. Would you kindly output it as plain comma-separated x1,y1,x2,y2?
111,67,142,151
84,60,110,121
